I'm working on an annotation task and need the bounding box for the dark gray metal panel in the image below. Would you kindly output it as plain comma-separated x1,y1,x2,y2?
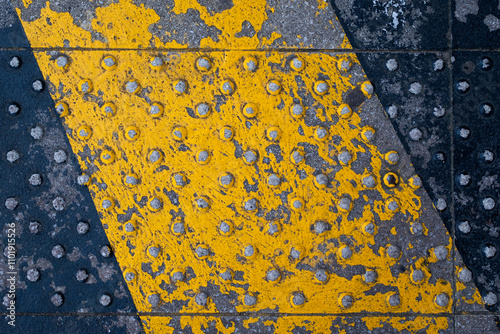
0,12,139,328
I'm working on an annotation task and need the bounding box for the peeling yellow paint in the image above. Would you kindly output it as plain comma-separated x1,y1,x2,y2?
31,49,453,331
340,32,352,49
22,0,32,8
16,0,484,332
144,315,452,333
15,0,343,49
456,266,485,307
17,1,185,49
363,316,450,333
457,280,484,305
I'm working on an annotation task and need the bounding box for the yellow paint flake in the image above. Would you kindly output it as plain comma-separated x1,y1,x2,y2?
316,0,329,10
340,32,352,49
22,0,32,8
456,266,485,307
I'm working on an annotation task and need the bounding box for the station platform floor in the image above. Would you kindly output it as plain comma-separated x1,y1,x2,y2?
0,0,499,333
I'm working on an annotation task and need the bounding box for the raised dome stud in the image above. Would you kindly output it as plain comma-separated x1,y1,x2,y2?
315,269,329,283
125,79,140,94
196,103,211,118
78,79,93,93
290,103,305,118
102,102,116,117
196,150,211,165
266,127,281,141
218,221,233,236
101,55,117,70
221,79,235,95
219,126,234,141
290,292,306,307
337,104,352,118
243,150,258,165
434,293,450,308
387,292,400,307
195,292,209,307
148,149,163,164
290,150,305,165
290,56,305,71
195,196,211,212
290,197,305,212
218,173,234,188
337,57,352,72
242,103,258,118
100,150,116,165
314,127,329,141
124,126,140,141
361,81,374,97
383,172,399,188
314,81,328,95
338,294,353,309
148,197,163,212
244,294,257,307
243,56,258,71
55,55,69,70
171,220,185,236
149,102,163,117
174,80,187,94
266,80,282,95
172,126,187,141
243,244,258,259
101,197,115,211
243,197,258,212
266,269,281,282
76,125,92,140
314,174,328,189
196,56,211,71
195,245,210,259
150,56,163,69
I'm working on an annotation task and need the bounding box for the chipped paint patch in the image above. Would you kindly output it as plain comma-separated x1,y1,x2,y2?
143,315,452,333
16,0,346,49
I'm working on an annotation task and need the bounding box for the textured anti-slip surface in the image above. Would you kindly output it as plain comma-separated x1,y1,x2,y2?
0,0,498,333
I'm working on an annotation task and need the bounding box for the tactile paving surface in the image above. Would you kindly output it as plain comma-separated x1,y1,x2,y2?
453,52,500,311
331,0,500,325
27,47,487,334
33,48,458,320
1,0,498,332
453,0,500,49
0,14,139,333
356,52,453,230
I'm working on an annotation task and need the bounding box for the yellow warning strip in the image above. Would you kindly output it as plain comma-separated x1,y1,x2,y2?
16,0,482,332
31,49,453,332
